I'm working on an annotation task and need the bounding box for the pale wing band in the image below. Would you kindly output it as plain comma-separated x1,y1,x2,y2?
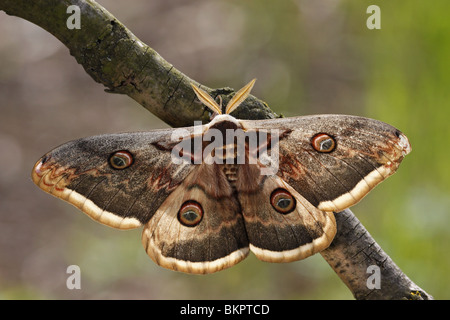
317,164,392,212
32,161,141,229
249,211,336,263
142,229,249,274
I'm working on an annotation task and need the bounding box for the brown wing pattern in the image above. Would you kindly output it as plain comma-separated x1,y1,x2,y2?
240,114,411,212
32,131,195,229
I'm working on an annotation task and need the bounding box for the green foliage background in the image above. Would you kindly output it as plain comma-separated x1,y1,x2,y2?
0,0,448,299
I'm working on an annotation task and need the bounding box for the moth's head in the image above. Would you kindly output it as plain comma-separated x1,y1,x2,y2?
191,79,256,121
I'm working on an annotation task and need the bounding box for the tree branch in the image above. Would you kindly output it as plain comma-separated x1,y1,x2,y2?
0,0,432,299
0,0,275,128
321,209,433,300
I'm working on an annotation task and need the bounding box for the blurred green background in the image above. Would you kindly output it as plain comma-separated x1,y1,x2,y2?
0,0,448,299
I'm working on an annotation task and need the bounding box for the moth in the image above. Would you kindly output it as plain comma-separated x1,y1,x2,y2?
32,79,411,274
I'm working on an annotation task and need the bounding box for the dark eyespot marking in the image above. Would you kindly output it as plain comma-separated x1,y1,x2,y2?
270,188,296,214
311,133,336,153
109,150,134,170
178,201,203,227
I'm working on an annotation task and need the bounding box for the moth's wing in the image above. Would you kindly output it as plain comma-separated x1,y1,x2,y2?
240,114,411,212
31,129,195,229
142,163,249,274
235,165,336,262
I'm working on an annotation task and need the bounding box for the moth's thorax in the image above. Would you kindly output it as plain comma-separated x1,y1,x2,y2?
203,114,247,165
207,118,240,132
203,115,258,187
204,114,242,131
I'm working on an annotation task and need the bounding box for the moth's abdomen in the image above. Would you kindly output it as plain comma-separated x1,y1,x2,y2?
222,163,238,187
